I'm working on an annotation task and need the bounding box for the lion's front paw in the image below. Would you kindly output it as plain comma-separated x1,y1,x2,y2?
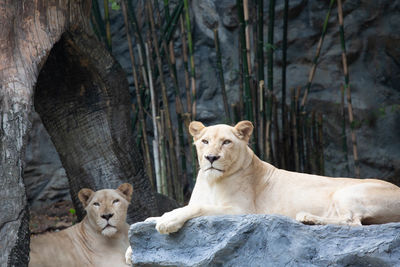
155,215,185,234
125,246,132,265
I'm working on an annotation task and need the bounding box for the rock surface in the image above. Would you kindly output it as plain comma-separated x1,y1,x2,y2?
24,112,70,210
129,215,400,266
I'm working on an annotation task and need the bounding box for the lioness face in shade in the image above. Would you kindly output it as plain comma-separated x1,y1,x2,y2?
79,185,132,237
30,184,133,267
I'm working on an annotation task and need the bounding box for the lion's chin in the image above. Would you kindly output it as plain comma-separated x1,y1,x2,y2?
101,226,117,237
205,168,224,182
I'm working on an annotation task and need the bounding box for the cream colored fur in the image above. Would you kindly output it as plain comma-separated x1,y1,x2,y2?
151,121,400,234
30,183,133,267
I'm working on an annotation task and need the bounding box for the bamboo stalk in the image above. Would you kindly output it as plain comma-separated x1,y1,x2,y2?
157,114,168,195
153,2,187,202
91,0,107,47
273,96,280,167
145,43,161,192
103,0,112,52
161,3,184,54
179,16,195,191
264,0,276,164
256,0,264,159
147,1,182,201
243,0,252,75
281,0,289,170
266,0,275,95
346,86,360,178
291,88,300,171
304,113,312,173
257,0,264,82
283,103,291,169
251,79,258,154
131,103,140,146
183,0,197,119
258,81,265,160
337,0,359,177
214,28,231,124
337,0,349,85
164,0,170,21
317,113,325,175
340,84,350,175
156,1,184,58
180,16,191,113
152,2,185,117
122,0,154,188
125,0,148,88
311,111,318,173
300,0,336,111
265,90,272,163
296,87,305,171
238,36,244,120
169,40,188,199
90,11,102,41
160,110,174,197
237,0,253,121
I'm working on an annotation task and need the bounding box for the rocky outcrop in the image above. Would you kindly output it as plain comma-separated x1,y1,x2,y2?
128,215,400,266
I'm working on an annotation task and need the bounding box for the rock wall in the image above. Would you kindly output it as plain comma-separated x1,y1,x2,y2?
24,0,400,208
112,0,400,180
24,112,70,210
128,215,400,266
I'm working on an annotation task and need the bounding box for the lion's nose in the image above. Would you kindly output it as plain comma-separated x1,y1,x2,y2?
101,213,114,220
205,155,220,163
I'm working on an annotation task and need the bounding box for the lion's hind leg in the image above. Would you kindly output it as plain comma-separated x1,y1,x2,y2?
297,181,400,226
296,187,364,226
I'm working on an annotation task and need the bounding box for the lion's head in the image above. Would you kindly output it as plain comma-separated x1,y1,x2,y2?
78,183,133,237
189,120,254,182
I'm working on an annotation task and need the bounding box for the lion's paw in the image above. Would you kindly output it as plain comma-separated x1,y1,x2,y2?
155,216,185,234
125,246,132,265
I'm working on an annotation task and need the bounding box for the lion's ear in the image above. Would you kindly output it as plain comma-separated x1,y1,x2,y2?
78,188,94,208
234,120,254,141
117,183,133,202
189,121,205,139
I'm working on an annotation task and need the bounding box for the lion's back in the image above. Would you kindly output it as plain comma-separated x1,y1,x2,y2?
29,224,91,267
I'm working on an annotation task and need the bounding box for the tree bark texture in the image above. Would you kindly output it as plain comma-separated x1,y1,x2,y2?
0,1,158,266
35,31,158,223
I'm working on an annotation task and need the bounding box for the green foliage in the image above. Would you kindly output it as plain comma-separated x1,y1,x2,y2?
264,42,277,51
350,119,362,130
69,208,76,215
378,107,386,117
110,0,120,11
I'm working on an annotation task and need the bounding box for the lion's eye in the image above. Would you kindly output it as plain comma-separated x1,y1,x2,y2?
222,140,231,145
93,202,100,206
113,199,120,204
201,139,209,144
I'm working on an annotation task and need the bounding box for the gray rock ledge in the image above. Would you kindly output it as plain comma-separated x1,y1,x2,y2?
128,215,400,267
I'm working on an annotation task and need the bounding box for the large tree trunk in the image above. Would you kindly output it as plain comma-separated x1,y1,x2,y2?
0,1,159,266
34,31,158,223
